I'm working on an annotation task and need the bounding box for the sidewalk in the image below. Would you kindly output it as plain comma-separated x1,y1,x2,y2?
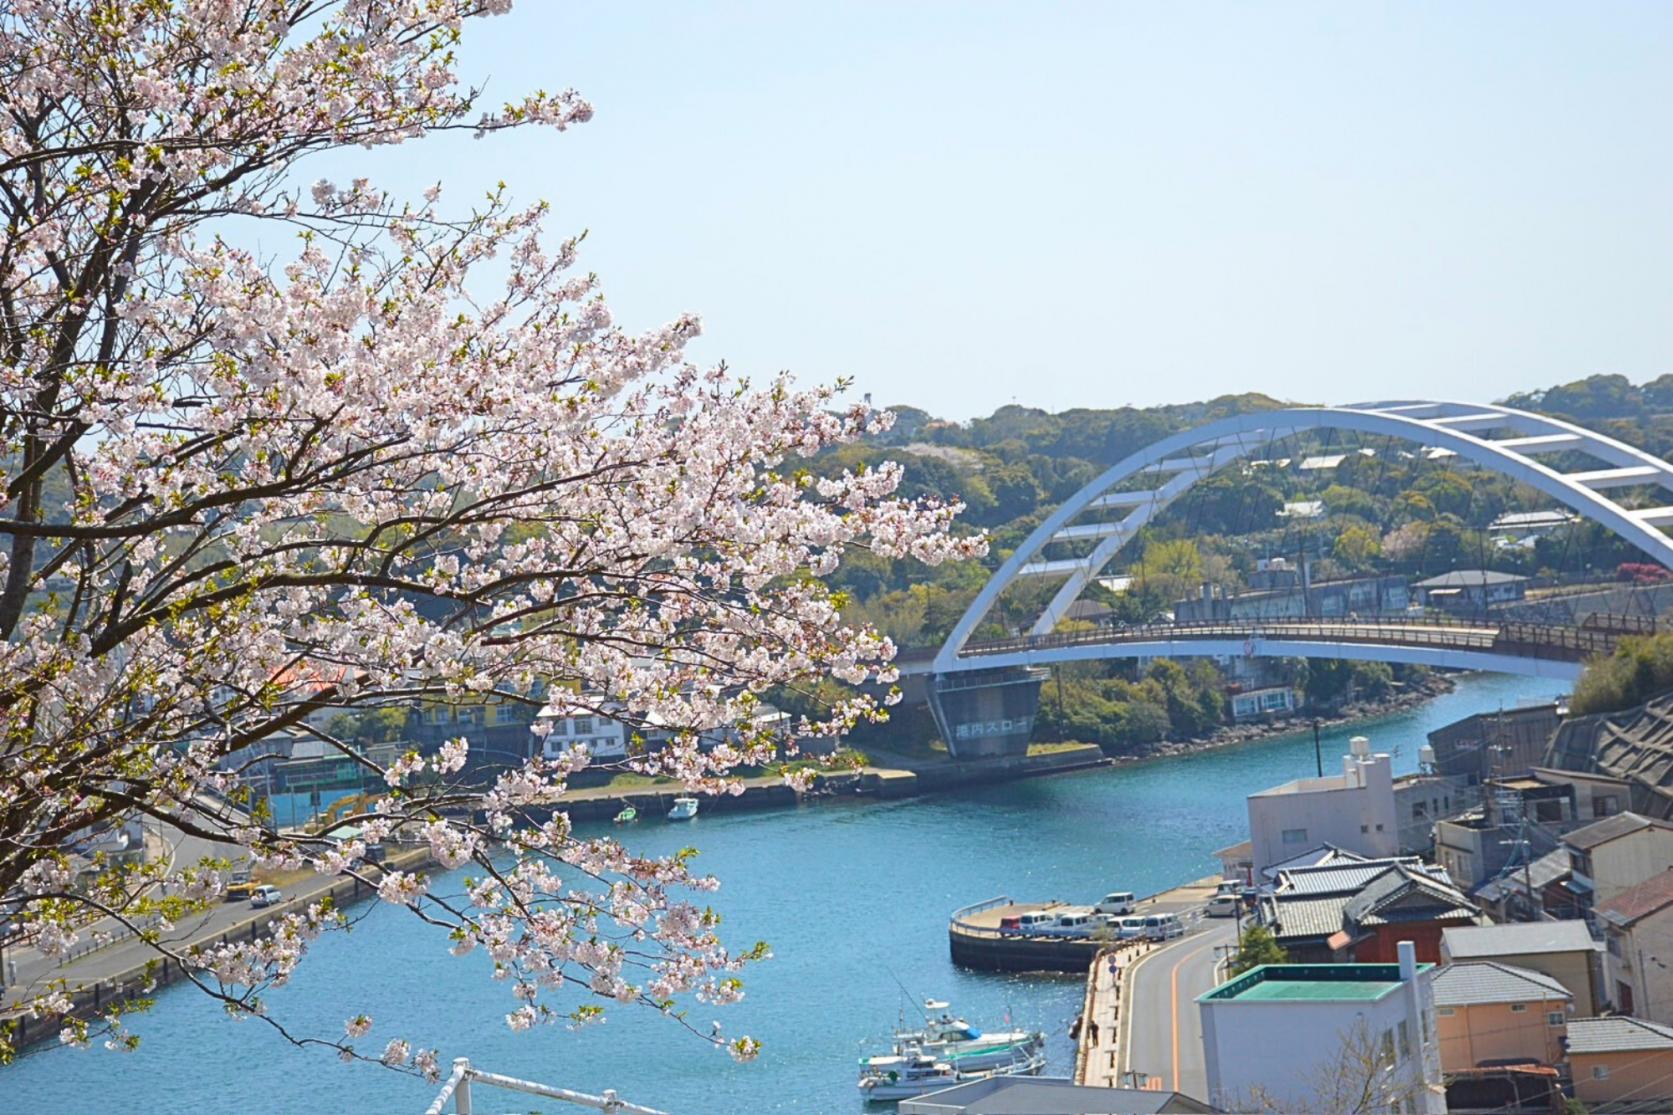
1074,940,1152,1087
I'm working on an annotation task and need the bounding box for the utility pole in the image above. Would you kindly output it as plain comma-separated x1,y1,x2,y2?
1313,718,1324,778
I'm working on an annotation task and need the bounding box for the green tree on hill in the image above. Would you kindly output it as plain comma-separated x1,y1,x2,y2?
1570,632,1673,716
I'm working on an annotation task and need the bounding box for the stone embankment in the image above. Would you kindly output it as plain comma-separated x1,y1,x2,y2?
1132,673,1457,762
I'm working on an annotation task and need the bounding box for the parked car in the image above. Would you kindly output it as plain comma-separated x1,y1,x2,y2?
1042,911,1096,938
1014,911,1056,935
1205,894,1240,917
1214,880,1241,898
250,884,282,909
1141,912,1184,940
1095,891,1137,916
999,915,1023,933
1114,916,1148,939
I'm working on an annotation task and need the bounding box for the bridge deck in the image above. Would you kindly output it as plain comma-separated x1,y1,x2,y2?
910,613,1643,676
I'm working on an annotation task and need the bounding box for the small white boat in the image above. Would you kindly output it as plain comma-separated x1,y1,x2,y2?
667,797,699,821
856,1052,959,1101
883,1001,1047,1073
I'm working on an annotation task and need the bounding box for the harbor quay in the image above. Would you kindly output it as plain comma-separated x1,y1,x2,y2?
948,876,1220,974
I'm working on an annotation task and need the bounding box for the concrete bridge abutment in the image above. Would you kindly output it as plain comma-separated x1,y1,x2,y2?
927,667,1048,759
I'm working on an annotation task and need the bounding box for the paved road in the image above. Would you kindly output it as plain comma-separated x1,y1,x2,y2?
1,808,421,1019
1120,915,1238,1100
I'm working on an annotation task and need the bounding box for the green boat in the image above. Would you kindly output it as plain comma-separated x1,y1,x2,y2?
614,804,637,824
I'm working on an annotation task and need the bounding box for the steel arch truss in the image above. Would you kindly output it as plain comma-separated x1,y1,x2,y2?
933,400,1673,672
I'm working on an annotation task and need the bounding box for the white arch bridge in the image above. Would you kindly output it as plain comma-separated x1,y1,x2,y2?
914,400,1673,757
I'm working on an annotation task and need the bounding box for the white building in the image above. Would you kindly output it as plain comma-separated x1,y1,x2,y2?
1247,737,1400,876
533,698,803,764
1198,941,1445,1114
533,699,647,762
1230,686,1299,722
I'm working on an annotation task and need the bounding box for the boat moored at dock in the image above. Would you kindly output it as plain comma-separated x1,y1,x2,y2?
667,797,699,821
856,1000,1046,1101
883,1000,1046,1073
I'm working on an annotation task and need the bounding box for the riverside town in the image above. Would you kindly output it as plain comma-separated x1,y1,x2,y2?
7,5,1673,1115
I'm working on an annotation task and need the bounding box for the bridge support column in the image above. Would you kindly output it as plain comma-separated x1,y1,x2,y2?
928,667,1048,760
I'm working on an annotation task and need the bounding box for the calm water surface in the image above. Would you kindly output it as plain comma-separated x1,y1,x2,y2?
8,672,1558,1114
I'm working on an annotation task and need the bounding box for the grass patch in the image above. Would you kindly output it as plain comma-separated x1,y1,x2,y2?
1027,741,1094,756
605,772,678,788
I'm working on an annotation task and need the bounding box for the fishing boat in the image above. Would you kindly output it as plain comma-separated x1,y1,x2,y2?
667,797,699,821
856,1051,959,1101
613,804,637,824
856,1044,1045,1102
884,1000,1047,1073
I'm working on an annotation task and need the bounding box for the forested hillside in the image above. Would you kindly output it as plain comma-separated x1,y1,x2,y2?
816,374,1673,754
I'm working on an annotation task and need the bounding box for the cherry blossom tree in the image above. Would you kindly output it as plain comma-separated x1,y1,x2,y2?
0,0,980,1071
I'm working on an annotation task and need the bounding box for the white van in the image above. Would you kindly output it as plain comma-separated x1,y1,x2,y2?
1205,894,1240,918
1141,912,1184,940
1044,911,1096,938
1015,911,1056,935
1095,891,1137,915
1115,916,1148,939
250,884,282,909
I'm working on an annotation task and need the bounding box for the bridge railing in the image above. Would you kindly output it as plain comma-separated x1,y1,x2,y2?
952,613,1644,664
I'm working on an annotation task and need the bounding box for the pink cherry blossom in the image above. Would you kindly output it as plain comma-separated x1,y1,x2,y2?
0,0,983,1072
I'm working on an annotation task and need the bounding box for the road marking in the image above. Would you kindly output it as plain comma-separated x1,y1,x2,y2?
1119,926,1212,1076
1169,938,1218,1091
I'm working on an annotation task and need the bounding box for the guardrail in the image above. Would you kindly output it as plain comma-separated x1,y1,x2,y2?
953,612,1640,664
947,895,1015,936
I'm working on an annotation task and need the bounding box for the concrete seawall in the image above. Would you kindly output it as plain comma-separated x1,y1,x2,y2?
559,744,1109,822
948,876,1218,975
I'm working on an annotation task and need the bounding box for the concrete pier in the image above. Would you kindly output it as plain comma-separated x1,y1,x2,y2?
948,875,1218,974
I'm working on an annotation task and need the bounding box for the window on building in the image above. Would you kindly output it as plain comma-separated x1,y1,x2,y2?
1281,828,1309,845
1510,1003,1526,1013
1436,1006,1455,1017
1412,802,1428,820
1593,1065,1610,1080
1596,795,1620,817
1361,824,1370,834
1380,1028,1396,1067
572,716,594,735
1375,823,1384,831
1397,1020,1411,1060
1607,933,1622,957
1421,1010,1430,1044
1547,1012,1565,1026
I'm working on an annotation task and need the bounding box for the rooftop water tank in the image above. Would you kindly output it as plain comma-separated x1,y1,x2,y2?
1350,735,1372,759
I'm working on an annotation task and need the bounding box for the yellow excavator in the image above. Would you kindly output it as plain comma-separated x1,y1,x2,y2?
316,792,374,831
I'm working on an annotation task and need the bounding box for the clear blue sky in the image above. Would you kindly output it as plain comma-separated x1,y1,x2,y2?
339,2,1673,419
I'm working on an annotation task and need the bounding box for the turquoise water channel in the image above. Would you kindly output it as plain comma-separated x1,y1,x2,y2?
8,672,1558,1114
